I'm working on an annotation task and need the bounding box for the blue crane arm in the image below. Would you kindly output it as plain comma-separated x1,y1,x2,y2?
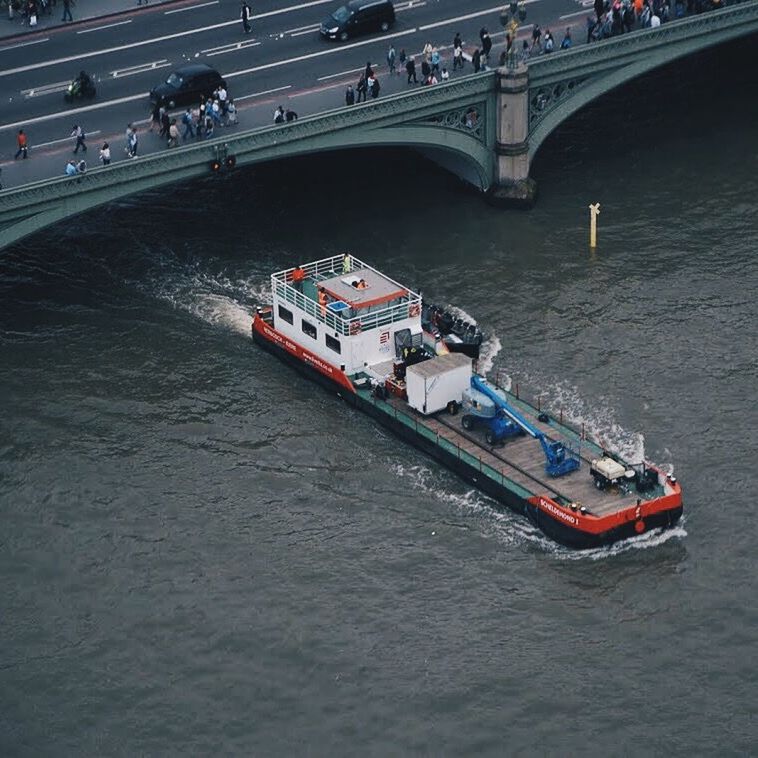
470,376,579,477
470,375,543,440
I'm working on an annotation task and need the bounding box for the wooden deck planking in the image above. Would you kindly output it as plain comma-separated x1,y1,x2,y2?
384,396,639,516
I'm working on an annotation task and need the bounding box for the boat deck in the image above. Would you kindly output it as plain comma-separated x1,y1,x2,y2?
382,395,646,517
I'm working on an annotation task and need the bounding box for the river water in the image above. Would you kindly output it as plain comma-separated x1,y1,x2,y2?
1,37,757,756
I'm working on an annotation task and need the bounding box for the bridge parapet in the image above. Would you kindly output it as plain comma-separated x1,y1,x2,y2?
1,2,757,247
526,0,758,155
0,73,497,250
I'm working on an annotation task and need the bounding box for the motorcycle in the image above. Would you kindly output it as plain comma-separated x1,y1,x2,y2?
64,74,96,103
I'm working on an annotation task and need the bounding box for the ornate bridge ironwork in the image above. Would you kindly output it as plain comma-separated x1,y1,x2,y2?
526,1,758,156
1,0,756,249
0,72,497,250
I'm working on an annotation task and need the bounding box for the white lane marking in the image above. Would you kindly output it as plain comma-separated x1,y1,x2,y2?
77,19,133,34
396,1,427,11
0,92,148,132
0,27,228,78
254,0,334,20
0,23,422,129
0,37,49,53
201,40,260,54
234,84,293,102
283,22,321,34
21,80,71,97
560,9,591,17
290,27,320,37
165,0,219,14
0,0,335,79
418,0,539,31
111,60,171,77
317,65,365,81
206,41,261,56
34,130,101,149
224,27,418,79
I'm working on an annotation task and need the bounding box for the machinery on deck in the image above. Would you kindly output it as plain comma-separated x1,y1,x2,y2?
461,383,523,445
470,376,581,477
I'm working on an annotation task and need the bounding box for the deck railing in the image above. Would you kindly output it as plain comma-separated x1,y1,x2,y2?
272,254,421,337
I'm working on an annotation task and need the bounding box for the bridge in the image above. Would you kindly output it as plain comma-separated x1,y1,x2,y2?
1,1,756,250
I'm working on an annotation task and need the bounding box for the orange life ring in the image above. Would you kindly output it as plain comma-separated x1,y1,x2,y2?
634,519,645,534
349,321,362,335
408,302,421,318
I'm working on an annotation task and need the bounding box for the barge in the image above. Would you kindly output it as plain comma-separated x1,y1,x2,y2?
252,255,683,549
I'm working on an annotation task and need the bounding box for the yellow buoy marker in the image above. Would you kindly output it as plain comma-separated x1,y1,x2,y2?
589,202,600,248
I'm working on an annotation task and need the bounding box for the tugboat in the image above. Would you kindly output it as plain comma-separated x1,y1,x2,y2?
252,254,683,549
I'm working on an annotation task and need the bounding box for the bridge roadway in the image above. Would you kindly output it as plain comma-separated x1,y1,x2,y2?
1,0,757,248
0,0,586,159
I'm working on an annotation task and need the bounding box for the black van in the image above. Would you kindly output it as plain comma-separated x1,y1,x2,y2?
320,0,395,41
149,64,225,109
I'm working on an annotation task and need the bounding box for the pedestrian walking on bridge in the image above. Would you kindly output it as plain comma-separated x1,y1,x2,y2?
182,108,195,139
125,124,138,158
62,0,73,22
14,129,28,159
356,75,368,102
71,125,86,154
241,1,252,34
167,119,180,148
406,56,417,84
387,44,396,75
480,28,492,65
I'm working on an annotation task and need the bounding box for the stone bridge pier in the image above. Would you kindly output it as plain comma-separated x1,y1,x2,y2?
1,1,757,250
488,64,537,208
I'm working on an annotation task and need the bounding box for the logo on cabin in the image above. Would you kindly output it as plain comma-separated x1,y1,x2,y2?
380,331,390,344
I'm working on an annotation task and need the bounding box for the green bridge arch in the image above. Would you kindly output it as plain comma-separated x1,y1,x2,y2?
0,0,756,250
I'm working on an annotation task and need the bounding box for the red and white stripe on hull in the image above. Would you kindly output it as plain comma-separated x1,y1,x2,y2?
253,314,355,395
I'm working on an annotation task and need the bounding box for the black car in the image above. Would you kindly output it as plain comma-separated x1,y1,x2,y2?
149,64,225,108
320,0,395,41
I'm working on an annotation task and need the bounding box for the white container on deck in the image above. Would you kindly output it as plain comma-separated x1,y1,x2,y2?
406,353,472,415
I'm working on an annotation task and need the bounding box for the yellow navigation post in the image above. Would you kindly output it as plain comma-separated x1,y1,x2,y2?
589,203,600,248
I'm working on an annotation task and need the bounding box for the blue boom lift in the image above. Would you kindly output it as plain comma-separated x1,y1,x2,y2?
461,382,523,445
470,376,581,477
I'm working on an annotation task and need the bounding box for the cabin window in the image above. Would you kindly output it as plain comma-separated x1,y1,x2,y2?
301,319,317,339
278,305,294,324
325,334,341,354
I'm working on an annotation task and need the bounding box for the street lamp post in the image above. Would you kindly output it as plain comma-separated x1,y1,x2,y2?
500,1,527,68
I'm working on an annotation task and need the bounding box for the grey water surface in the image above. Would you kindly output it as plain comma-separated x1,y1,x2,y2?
1,38,757,756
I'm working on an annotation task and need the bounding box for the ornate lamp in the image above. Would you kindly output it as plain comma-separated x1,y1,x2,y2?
500,2,526,68
500,0,526,68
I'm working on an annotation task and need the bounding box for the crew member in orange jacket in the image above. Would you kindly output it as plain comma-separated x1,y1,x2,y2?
292,265,305,292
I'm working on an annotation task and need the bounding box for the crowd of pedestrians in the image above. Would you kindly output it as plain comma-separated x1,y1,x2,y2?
148,83,238,147
341,22,570,105
3,0,735,186
8,0,75,26
587,0,725,42
8,73,252,180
